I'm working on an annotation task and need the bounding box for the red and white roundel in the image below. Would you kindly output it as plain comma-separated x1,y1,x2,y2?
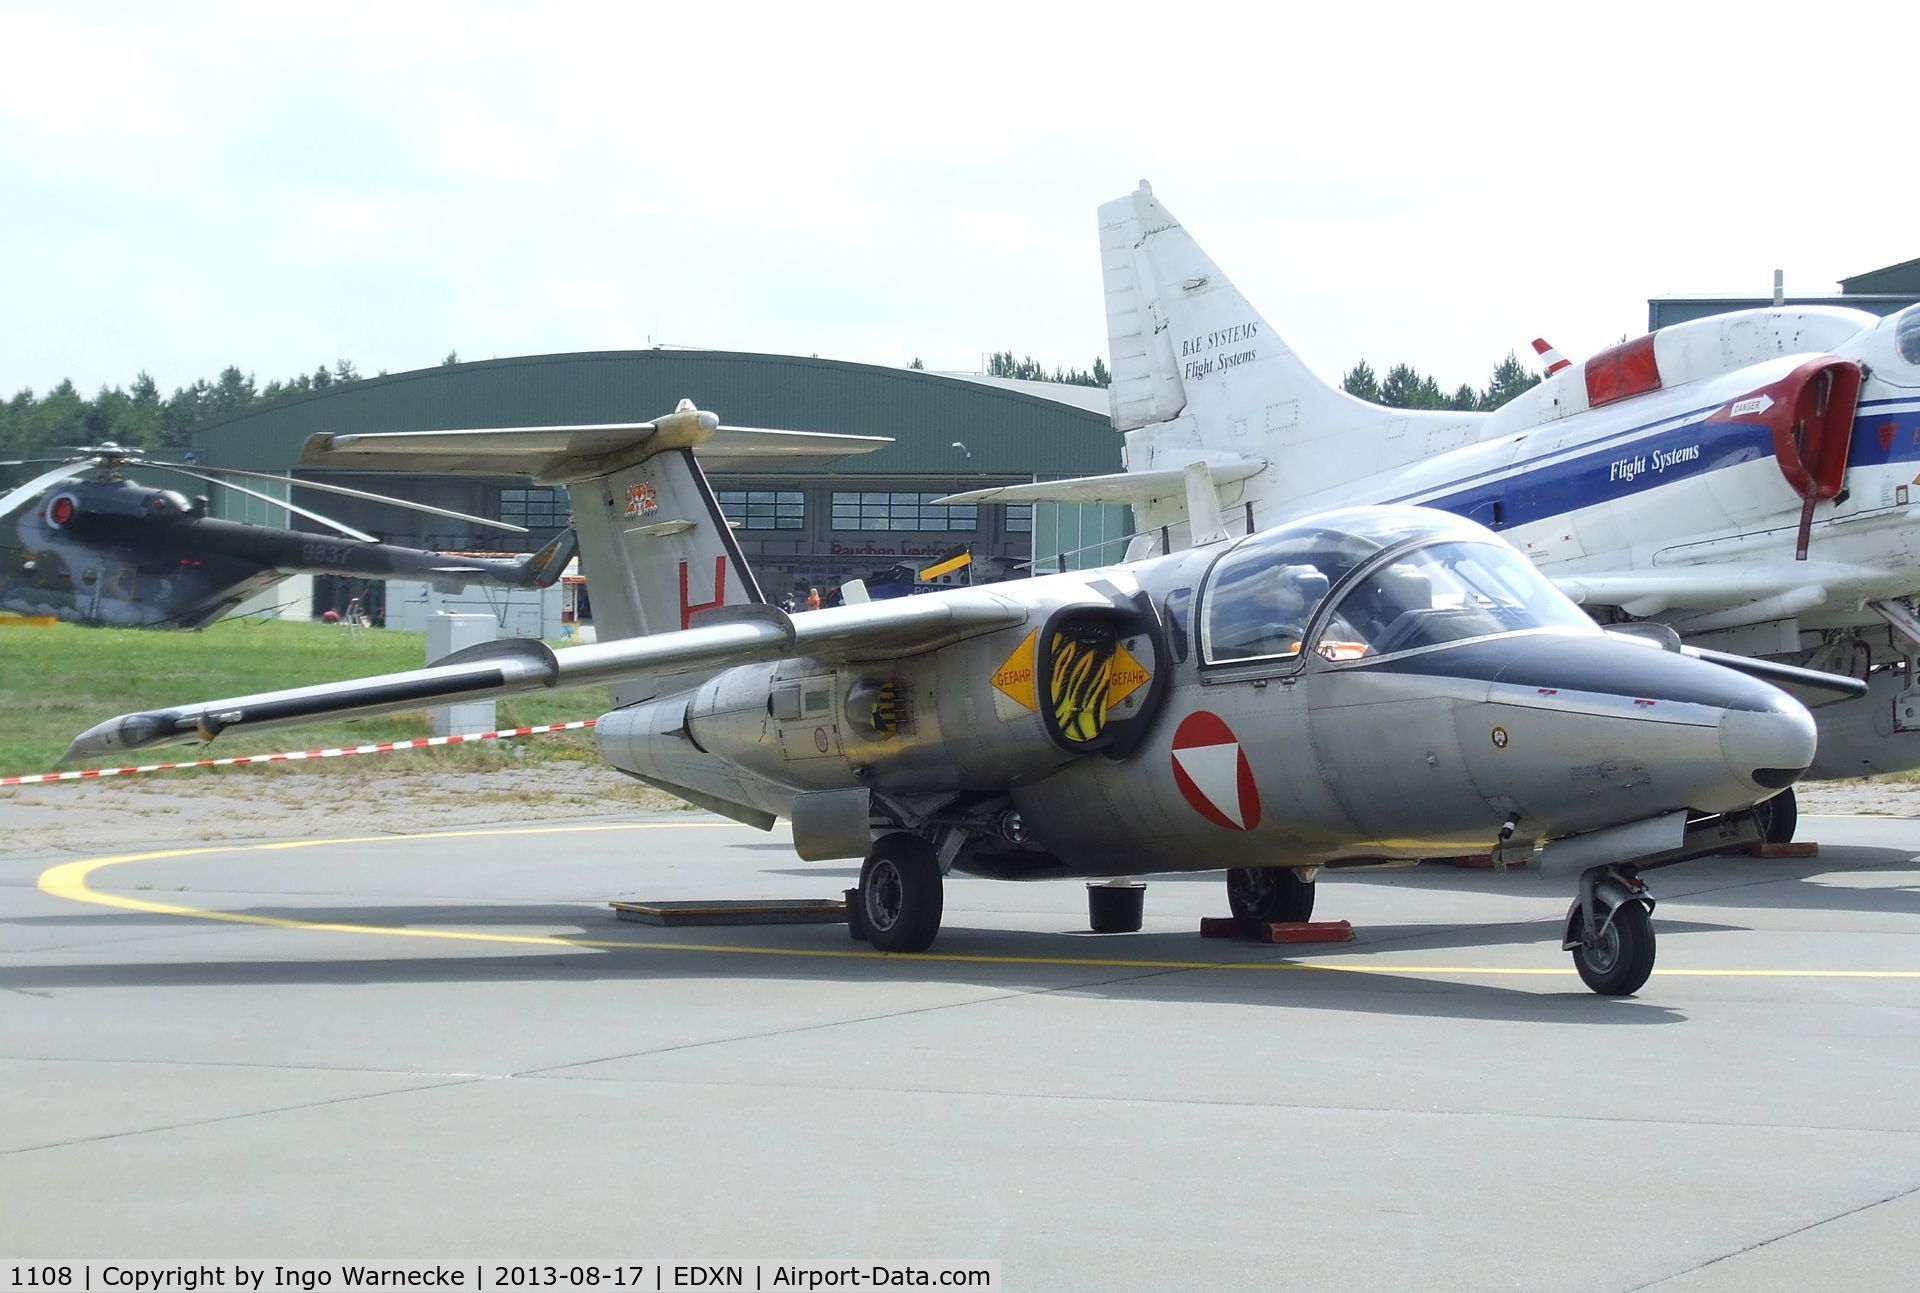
1170,711,1261,831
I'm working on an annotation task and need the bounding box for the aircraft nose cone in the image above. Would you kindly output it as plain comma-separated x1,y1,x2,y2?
1720,698,1817,792
1464,634,1821,824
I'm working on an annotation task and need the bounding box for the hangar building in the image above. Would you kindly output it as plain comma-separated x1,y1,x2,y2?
1648,256,1920,330
189,350,1128,617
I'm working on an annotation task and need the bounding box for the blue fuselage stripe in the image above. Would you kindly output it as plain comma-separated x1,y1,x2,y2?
1401,400,1920,531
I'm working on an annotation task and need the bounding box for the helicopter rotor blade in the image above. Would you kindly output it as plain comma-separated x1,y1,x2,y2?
160,466,379,544
152,461,528,534
0,463,87,523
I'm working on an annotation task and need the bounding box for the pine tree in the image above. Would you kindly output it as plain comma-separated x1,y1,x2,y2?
1342,359,1381,403
1481,351,1541,410
984,349,1109,387
1379,363,1425,409
211,366,256,417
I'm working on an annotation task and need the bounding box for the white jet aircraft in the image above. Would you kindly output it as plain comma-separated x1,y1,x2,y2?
947,183,1920,839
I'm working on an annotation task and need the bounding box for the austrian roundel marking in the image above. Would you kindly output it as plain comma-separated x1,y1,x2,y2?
1169,710,1261,831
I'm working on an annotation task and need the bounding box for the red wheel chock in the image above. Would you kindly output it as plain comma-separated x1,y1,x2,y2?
1741,842,1818,858
1200,917,1355,943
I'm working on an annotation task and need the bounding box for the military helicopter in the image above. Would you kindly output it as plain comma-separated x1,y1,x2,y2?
68,403,1864,995
1,443,575,628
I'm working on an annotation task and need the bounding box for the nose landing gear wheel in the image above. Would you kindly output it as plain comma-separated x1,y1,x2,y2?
858,833,944,953
1571,900,1655,996
1756,787,1798,845
1226,866,1315,938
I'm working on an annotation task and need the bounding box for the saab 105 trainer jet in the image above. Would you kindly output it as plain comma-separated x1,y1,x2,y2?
68,402,1853,995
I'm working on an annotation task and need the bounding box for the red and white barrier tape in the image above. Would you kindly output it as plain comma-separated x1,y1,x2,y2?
2,719,597,786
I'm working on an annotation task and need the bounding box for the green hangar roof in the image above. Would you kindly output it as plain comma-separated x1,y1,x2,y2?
191,350,1121,478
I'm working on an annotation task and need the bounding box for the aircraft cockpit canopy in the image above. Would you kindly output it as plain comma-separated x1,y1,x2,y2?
1200,507,1594,665
1203,525,1375,663
1896,304,1920,368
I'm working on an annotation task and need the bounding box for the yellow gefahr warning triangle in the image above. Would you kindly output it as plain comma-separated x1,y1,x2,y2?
990,629,1039,712
1106,642,1151,706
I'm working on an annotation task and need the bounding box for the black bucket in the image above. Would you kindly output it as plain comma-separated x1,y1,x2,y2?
1087,882,1146,934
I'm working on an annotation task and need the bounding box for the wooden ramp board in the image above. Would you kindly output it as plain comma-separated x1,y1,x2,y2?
611,899,849,927
1199,917,1356,944
1739,841,1819,858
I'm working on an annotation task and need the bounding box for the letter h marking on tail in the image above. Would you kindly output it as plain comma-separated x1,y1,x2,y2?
679,556,728,629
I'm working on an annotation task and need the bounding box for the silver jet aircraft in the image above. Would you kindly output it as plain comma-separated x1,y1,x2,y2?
67,403,1852,994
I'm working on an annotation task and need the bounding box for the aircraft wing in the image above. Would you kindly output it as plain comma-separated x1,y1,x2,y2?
64,593,1026,760
1553,560,1887,617
936,458,1265,506
301,417,890,481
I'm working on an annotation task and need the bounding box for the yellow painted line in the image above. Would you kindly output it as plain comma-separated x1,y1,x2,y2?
31,824,1920,981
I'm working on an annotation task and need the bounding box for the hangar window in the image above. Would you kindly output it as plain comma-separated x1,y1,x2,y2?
831,491,977,532
500,486,569,530
1005,503,1033,533
717,490,805,530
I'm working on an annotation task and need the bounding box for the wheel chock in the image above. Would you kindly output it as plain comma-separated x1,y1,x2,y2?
1740,841,1818,858
1199,917,1355,943
610,898,849,927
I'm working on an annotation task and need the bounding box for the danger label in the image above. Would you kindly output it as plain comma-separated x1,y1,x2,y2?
991,630,1039,716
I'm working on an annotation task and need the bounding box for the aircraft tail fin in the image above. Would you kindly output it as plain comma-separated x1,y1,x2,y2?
515,528,579,588
569,436,763,642
301,401,889,648
1099,181,1368,443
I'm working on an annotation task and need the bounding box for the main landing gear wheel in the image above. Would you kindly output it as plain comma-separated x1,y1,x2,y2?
1756,787,1798,845
858,833,944,953
1226,866,1315,937
1571,898,1656,996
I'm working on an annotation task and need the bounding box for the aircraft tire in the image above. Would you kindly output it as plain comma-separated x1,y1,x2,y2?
858,834,943,954
1226,866,1315,938
845,888,868,942
1756,788,1798,845
1571,900,1655,996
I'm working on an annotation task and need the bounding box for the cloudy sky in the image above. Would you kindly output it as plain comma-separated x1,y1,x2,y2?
2,1,1913,402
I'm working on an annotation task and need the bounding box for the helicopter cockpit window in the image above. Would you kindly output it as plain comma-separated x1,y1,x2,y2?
1201,527,1375,664
1897,304,1920,366
1318,541,1595,659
